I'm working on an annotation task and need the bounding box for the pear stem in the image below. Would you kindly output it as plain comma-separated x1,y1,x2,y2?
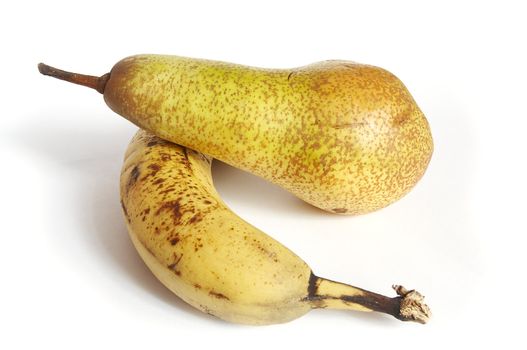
37,63,109,94
306,274,431,324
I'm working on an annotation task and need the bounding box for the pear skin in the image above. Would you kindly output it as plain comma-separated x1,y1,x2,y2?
39,55,433,214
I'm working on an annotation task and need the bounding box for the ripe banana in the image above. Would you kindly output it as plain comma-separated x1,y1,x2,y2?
120,129,431,325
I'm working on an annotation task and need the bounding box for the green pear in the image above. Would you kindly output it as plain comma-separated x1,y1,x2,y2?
38,55,433,214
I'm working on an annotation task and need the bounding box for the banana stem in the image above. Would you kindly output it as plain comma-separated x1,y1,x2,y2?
306,275,431,324
37,63,109,94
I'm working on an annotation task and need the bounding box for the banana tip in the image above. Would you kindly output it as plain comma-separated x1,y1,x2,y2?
393,285,431,324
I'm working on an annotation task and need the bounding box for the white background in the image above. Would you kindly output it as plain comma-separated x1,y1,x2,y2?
2,0,526,348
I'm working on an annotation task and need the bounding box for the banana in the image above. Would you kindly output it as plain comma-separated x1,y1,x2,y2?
120,129,431,325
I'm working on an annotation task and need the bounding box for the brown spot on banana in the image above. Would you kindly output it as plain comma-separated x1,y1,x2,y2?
155,199,190,226
127,165,140,192
209,291,230,300
167,254,183,271
189,213,203,224
152,178,165,185
145,163,161,178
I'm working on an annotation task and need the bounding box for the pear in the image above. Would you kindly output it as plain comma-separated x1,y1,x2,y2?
38,55,433,214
